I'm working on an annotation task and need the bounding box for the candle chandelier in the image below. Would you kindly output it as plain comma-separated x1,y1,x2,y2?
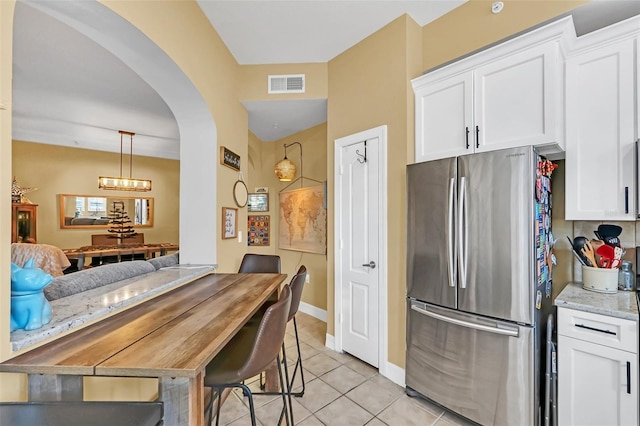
98,130,152,192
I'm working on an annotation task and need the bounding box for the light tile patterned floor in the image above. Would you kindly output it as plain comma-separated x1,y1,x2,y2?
214,312,476,426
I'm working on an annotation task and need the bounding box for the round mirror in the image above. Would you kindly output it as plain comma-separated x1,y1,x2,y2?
233,179,248,208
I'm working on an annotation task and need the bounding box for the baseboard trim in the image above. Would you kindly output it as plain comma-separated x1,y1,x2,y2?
382,361,405,387
298,302,327,322
325,333,335,351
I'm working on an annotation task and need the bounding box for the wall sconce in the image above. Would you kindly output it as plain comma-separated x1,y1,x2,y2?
274,141,302,182
99,130,152,192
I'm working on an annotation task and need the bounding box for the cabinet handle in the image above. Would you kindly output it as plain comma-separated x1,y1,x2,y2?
475,125,479,149
465,127,470,149
627,361,631,394
574,323,616,335
625,186,629,214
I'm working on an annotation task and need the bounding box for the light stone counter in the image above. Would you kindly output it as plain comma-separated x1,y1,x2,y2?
555,282,638,321
10,265,217,352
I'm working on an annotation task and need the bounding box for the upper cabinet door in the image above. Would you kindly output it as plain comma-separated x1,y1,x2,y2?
413,38,562,163
474,42,559,153
414,72,473,163
565,38,636,221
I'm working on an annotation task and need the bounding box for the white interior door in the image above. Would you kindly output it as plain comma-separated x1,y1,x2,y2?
336,130,381,367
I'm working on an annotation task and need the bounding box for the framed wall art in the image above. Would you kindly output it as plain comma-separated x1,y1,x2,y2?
247,193,269,212
247,215,270,246
220,146,241,171
278,185,326,254
222,207,237,239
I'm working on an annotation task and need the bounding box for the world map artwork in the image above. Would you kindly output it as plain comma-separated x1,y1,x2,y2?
278,185,326,254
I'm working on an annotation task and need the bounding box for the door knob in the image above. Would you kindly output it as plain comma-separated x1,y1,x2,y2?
362,261,376,269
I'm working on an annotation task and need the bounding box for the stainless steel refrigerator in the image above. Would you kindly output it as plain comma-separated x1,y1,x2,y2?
406,145,554,426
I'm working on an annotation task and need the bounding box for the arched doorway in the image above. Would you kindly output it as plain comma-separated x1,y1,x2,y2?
17,0,218,263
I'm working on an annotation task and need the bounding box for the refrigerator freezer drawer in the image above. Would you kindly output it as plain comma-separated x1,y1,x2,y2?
406,302,537,426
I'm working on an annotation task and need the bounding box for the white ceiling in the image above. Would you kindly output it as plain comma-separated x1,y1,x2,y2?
11,0,640,157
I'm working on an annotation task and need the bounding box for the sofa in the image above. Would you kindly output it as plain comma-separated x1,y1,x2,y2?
44,252,180,301
64,216,110,226
11,243,71,277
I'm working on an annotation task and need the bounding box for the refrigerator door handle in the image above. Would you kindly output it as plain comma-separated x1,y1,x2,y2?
458,176,467,288
447,177,456,288
410,304,519,337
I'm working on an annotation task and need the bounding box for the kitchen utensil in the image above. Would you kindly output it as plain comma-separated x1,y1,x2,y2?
614,246,624,260
573,236,593,266
602,236,621,248
596,244,615,268
581,242,598,268
597,224,623,238
567,236,587,266
589,239,605,253
573,236,589,251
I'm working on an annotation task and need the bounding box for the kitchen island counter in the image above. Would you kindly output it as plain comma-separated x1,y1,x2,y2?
10,265,216,352
1,273,288,425
555,282,638,321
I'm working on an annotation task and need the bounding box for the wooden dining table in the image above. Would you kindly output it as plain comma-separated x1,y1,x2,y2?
63,243,179,269
0,272,287,425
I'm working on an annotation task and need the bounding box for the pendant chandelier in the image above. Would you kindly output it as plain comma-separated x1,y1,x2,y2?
98,130,152,192
274,142,301,182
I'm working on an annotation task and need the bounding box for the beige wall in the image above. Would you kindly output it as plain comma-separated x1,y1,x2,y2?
421,0,588,72
100,0,249,273
328,15,421,367
247,124,329,311
12,141,179,249
239,63,328,101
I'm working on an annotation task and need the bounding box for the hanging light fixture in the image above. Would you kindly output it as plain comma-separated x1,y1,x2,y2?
98,130,152,192
274,142,301,182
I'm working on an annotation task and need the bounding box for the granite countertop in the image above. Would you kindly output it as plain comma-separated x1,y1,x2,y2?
10,264,217,352
555,282,639,321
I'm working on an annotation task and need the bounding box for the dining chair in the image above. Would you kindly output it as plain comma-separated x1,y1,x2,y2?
252,265,307,426
238,253,281,273
204,285,292,426
283,265,307,398
90,234,119,266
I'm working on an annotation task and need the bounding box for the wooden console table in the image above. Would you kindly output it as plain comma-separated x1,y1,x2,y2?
63,243,179,269
0,273,287,425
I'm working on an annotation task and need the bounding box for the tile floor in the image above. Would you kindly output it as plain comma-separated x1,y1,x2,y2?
213,312,475,426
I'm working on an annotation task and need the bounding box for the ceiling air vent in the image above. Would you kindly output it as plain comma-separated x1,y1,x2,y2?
268,74,305,94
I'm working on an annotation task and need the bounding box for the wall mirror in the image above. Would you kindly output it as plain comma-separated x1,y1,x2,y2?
59,194,154,229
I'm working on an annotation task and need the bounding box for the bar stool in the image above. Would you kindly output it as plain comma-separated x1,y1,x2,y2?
236,254,282,392
238,253,281,273
252,266,307,426
284,265,307,398
204,285,291,426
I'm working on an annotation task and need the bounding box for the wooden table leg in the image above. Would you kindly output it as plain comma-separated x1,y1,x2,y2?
264,361,280,392
77,254,85,270
159,374,203,426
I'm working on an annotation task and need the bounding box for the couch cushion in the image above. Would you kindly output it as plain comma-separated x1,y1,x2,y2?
45,261,156,301
147,252,180,270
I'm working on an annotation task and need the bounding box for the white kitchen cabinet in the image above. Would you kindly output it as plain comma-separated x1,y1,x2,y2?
558,307,638,426
412,18,570,163
565,17,640,221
